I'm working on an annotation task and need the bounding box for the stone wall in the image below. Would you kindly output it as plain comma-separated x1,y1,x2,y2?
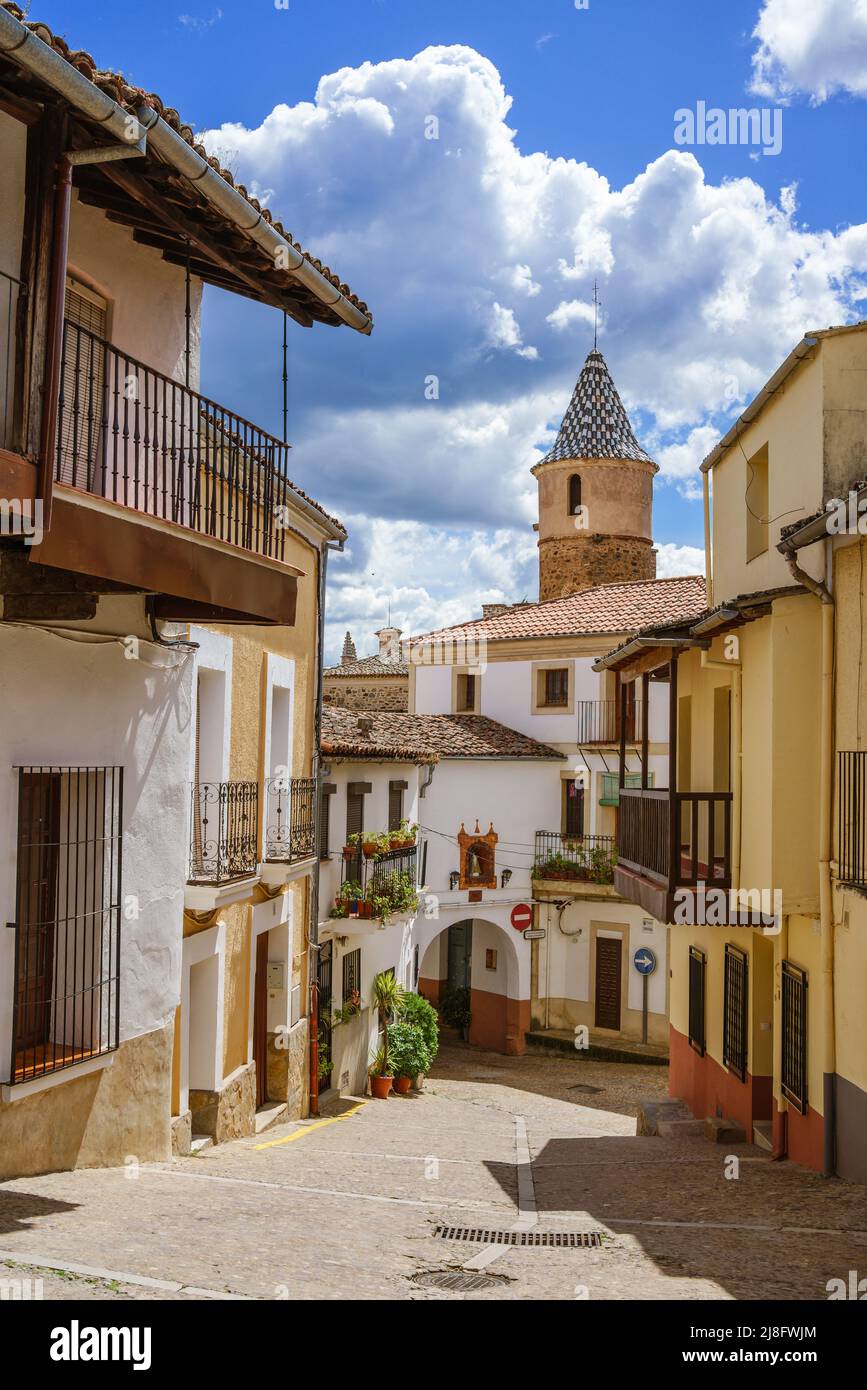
0,1022,173,1181
189,1059,256,1143
323,680,408,712
539,533,656,601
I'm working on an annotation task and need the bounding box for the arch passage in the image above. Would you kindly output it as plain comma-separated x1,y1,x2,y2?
414,916,529,1056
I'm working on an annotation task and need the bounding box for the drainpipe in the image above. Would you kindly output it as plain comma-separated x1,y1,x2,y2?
703,469,713,609
308,537,343,1116
781,542,835,1176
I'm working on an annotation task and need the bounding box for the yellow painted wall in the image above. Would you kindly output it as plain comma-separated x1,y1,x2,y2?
775,915,824,1116
710,351,824,602
832,538,867,1101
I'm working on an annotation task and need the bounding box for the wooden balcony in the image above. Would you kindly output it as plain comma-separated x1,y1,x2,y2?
2,319,312,626
617,787,732,921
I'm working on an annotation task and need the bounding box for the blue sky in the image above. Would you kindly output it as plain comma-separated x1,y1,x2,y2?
36,1,867,660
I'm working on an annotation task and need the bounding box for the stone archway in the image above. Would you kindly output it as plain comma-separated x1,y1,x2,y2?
412,915,529,1056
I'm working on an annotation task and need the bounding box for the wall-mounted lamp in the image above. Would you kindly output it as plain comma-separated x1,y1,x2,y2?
500,868,513,887
449,870,461,891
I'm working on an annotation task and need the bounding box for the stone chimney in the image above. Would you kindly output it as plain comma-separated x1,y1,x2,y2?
374,626,403,663
481,603,510,620
356,714,374,740
340,631,358,666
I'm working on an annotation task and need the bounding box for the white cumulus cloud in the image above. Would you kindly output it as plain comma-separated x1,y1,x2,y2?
751,0,867,102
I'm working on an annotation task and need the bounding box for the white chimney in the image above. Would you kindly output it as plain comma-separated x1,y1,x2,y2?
374,626,402,663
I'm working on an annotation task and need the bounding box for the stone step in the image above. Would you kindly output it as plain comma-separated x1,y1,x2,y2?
753,1120,774,1152
637,1097,692,1135
255,1101,289,1135
657,1117,707,1138
705,1115,747,1145
190,1134,213,1155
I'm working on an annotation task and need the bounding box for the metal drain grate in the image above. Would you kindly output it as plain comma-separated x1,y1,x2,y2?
435,1226,602,1248
413,1270,506,1292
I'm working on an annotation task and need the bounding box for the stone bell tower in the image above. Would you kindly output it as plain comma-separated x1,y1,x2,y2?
533,348,658,601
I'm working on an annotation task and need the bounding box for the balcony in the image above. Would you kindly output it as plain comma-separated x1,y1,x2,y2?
532,832,617,888
333,843,420,926
577,699,643,745
11,319,309,626
189,780,259,886
617,788,732,919
264,776,317,864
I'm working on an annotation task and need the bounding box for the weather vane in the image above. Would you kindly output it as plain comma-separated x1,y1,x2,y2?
593,280,600,351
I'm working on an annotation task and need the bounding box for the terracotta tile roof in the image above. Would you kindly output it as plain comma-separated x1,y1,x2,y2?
409,575,708,646
324,655,409,678
0,3,369,324
538,350,655,467
321,708,564,761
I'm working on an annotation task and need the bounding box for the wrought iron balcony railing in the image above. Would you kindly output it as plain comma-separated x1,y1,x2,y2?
264,776,317,863
189,780,259,884
533,831,617,884
56,319,294,562
339,843,419,896
576,699,643,745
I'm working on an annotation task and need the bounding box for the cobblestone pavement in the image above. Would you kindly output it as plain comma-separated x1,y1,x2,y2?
1,1044,866,1301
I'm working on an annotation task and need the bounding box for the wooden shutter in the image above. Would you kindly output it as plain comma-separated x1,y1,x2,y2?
346,790,363,842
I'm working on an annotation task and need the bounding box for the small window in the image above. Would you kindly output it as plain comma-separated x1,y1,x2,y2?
542,668,569,707
456,672,477,713
745,443,769,562
485,949,498,971
568,473,582,514
688,946,706,1056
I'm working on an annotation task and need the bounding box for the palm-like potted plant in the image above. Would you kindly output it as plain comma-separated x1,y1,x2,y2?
368,970,404,1098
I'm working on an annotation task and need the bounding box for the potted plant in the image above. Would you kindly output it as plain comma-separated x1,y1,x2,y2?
337,879,363,914
440,985,472,1040
368,1044,392,1099
388,1018,432,1094
400,991,439,1087
368,970,404,1097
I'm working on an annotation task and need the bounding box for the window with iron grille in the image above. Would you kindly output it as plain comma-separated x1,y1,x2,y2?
688,946,706,1056
11,766,123,1084
342,948,361,1003
723,944,748,1081
838,750,867,887
781,962,808,1113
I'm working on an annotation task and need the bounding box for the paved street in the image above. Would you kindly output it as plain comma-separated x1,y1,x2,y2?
2,1044,866,1301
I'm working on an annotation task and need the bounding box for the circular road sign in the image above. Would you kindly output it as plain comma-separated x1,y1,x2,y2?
633,946,657,976
510,903,533,933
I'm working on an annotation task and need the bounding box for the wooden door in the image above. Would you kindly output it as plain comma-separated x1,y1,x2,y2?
594,936,622,1031
253,932,269,1108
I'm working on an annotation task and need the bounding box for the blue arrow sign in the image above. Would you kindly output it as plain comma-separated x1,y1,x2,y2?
633,947,656,976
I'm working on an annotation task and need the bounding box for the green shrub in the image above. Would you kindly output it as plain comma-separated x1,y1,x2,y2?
440,985,471,1035
387,1021,432,1079
400,992,439,1067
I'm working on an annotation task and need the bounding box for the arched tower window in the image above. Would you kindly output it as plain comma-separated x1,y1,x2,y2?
568,473,582,514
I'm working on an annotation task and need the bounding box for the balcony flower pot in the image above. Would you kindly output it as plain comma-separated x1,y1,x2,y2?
370,1073,393,1099
357,900,373,919
393,1075,412,1095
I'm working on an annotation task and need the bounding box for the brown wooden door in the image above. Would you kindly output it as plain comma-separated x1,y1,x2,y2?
16,772,62,1055
253,932,269,1108
594,936,622,1031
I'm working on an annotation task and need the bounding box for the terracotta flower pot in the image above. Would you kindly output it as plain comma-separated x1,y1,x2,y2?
357,901,372,919
370,1074,393,1099
393,1075,412,1095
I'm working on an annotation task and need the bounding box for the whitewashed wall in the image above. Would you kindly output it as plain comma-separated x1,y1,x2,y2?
0,617,194,1083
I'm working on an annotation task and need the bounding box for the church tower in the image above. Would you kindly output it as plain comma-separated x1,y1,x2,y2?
533,349,658,601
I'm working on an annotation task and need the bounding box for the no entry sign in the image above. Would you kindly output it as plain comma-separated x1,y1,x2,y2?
510,903,533,932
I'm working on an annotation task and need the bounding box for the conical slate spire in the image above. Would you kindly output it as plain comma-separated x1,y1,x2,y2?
540,349,653,465
340,631,358,666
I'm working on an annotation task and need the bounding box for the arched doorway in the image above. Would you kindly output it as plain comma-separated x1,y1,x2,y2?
412,915,529,1056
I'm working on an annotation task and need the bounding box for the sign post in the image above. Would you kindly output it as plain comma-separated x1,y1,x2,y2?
633,946,656,1046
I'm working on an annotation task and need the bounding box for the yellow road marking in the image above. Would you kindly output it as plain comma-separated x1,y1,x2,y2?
254,1101,367,1150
